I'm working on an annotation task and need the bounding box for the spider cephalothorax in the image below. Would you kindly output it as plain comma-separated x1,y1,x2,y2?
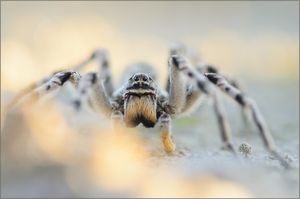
123,73,158,128
7,46,290,168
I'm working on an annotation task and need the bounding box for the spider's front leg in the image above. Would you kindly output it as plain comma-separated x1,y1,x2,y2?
157,112,176,154
166,54,188,114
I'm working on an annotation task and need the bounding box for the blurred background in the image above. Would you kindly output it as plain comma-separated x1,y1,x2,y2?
1,1,299,198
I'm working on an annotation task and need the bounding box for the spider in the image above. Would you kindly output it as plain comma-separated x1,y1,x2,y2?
5,45,290,168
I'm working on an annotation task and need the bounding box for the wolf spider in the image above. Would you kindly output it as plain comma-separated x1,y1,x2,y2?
6,45,290,168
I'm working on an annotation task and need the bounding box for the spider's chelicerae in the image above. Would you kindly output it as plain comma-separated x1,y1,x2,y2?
6,44,290,168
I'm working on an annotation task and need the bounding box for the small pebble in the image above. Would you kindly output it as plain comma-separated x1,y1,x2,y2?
238,143,252,157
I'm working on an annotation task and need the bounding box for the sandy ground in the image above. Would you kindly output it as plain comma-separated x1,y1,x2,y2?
1,78,299,198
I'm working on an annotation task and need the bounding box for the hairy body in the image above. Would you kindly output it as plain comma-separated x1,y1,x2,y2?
124,95,157,127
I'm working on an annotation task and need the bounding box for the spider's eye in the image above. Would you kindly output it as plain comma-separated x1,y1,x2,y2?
134,76,139,81
142,76,148,81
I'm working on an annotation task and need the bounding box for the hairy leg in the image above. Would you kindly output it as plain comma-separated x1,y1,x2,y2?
166,42,200,92
171,54,290,168
197,64,250,126
179,84,203,114
205,73,290,167
178,76,235,152
73,72,113,117
204,73,276,149
92,49,114,97
36,71,81,93
157,113,175,154
212,92,235,152
6,52,94,112
170,56,235,150
8,71,81,110
177,75,234,152
167,56,189,114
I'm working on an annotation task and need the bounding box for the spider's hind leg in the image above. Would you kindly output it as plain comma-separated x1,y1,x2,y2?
205,73,290,167
197,64,250,128
170,56,235,153
212,92,235,153
171,54,290,168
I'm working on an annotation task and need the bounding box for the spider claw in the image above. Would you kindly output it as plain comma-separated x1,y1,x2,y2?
270,150,291,169
56,72,72,85
170,55,185,68
221,143,236,154
171,55,180,67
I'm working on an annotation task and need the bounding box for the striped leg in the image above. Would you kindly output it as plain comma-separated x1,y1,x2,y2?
92,49,114,97
205,73,290,167
166,42,200,92
179,82,234,152
180,85,203,114
204,73,275,146
167,55,189,114
212,92,235,152
73,72,113,117
171,55,289,168
166,42,187,94
197,64,250,126
10,71,81,109
170,55,235,152
6,53,94,112
38,71,81,92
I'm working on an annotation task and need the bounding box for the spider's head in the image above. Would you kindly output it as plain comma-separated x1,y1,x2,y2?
123,73,158,128
125,73,157,97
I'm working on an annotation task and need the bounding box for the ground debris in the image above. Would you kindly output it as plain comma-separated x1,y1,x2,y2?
238,143,252,157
